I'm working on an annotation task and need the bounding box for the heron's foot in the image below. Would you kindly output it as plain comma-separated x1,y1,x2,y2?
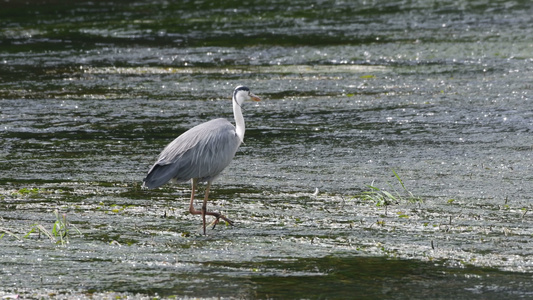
207,212,234,229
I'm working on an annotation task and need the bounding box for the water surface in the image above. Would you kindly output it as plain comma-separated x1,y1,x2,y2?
1,0,533,298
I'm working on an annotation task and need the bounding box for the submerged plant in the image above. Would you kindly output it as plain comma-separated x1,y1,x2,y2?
0,228,22,241
357,169,423,208
25,210,81,245
12,187,43,197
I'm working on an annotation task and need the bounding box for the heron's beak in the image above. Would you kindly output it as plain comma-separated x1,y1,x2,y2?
250,93,261,102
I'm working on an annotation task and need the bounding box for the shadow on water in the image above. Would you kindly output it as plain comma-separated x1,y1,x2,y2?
111,256,532,299
246,256,533,299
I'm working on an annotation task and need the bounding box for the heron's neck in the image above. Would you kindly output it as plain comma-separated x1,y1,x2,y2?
233,99,245,143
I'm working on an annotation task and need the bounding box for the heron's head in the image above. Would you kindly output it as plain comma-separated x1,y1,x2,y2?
233,86,261,106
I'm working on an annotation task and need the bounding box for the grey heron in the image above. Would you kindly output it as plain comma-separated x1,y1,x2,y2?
143,86,261,235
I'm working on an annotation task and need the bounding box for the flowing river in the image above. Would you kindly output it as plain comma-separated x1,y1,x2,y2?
1,0,532,298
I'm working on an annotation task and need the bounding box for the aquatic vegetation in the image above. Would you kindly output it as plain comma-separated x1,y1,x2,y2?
0,228,22,241
356,169,423,209
11,187,43,197
24,210,81,246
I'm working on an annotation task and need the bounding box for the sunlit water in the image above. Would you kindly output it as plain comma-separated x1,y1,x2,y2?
1,0,533,299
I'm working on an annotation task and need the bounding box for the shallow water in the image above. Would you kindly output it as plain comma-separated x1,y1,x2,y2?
1,0,533,299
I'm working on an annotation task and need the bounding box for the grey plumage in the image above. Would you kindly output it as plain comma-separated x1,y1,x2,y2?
143,85,261,235
143,118,240,188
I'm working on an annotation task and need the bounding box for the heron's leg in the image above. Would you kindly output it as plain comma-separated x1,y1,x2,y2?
188,178,200,215
187,178,209,235
202,181,234,229
189,179,233,234
200,181,211,235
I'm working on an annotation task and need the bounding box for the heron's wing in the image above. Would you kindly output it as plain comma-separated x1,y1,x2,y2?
143,118,241,188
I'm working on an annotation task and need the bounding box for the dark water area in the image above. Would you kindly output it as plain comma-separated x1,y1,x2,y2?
1,0,533,299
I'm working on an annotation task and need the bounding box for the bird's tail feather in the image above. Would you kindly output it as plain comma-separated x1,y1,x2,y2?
143,163,177,189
